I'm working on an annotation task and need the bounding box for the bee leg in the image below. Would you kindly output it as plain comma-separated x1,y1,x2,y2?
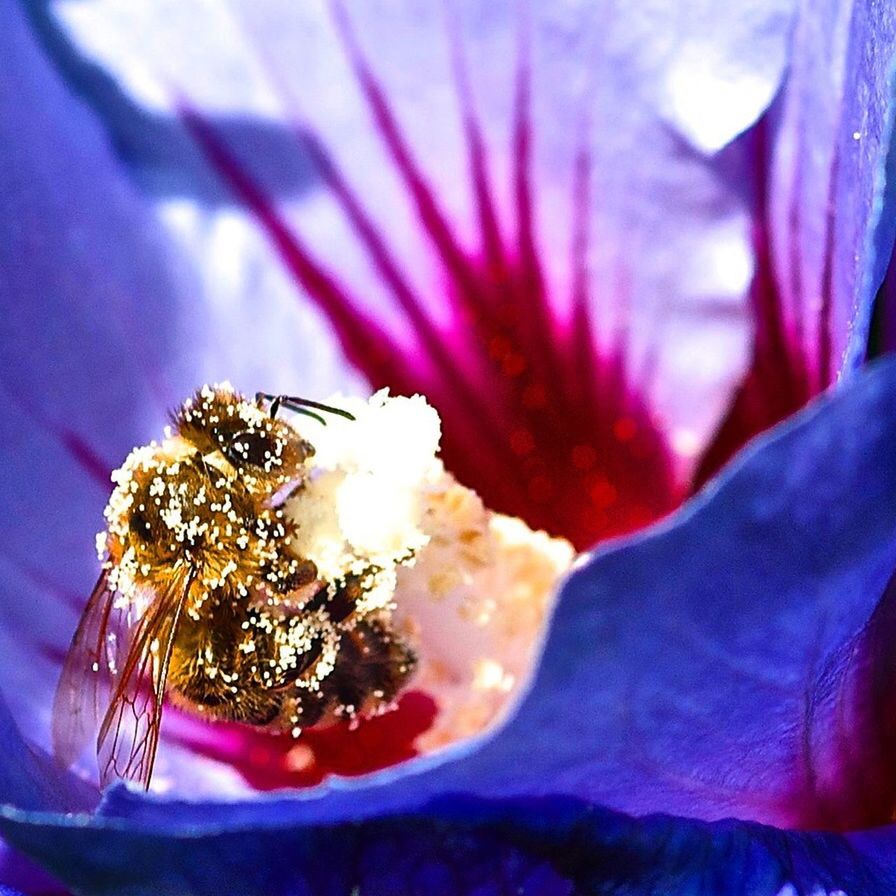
287,689,328,729
263,556,319,597
171,679,286,726
237,691,286,726
300,577,358,623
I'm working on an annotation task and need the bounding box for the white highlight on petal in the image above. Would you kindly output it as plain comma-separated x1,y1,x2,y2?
665,56,776,154
657,0,796,153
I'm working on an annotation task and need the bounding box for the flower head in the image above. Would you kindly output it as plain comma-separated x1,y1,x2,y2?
2,0,896,894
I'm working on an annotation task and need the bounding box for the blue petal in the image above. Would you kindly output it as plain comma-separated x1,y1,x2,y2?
0,697,93,814
0,886,26,896
0,689,89,895
0,840,66,896
21,3,318,205
4,355,896,894
0,0,194,744
835,5,896,372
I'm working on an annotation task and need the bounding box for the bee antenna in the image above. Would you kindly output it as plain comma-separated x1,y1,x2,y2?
290,407,328,426
256,393,356,424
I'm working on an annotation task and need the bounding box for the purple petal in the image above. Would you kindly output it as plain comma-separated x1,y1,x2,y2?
693,3,896,485
21,2,316,205
0,842,68,896
867,111,896,355
0,885,26,896
874,248,896,353
768,0,896,381
0,0,190,745
0,691,89,895
0,0,359,781
0,698,93,813
6,797,896,895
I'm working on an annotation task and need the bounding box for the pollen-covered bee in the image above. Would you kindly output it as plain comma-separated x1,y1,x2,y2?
52,385,417,788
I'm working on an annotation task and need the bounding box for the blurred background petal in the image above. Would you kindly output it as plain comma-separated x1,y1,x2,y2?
693,0,896,483
0,0,190,752
36,0,896,540
768,0,896,378
6,795,896,896
0,846,65,896
0,0,359,873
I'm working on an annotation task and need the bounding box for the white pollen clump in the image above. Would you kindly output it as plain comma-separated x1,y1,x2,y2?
286,391,442,582
306,390,441,481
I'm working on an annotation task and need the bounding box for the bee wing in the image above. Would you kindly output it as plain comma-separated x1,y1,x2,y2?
52,568,127,770
51,567,192,790
96,569,193,789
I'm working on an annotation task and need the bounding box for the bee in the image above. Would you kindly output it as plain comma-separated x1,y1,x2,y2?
52,385,417,789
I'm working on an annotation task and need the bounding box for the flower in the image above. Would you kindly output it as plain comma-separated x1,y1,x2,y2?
1,1,896,895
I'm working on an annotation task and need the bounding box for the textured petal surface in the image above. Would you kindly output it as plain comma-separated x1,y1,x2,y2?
767,0,896,381
873,249,896,353
6,796,896,895
0,698,93,814
0,698,81,895
4,356,896,894
0,886,27,896
0,0,192,748
0,844,66,896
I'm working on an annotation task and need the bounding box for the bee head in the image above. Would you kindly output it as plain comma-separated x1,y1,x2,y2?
174,385,313,491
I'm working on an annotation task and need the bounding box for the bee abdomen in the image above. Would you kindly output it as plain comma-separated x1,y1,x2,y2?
282,618,417,728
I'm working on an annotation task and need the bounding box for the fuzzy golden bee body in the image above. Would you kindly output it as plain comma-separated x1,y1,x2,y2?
53,385,416,788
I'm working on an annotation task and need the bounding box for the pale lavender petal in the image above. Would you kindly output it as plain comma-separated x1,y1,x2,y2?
0,0,193,742
49,0,802,465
